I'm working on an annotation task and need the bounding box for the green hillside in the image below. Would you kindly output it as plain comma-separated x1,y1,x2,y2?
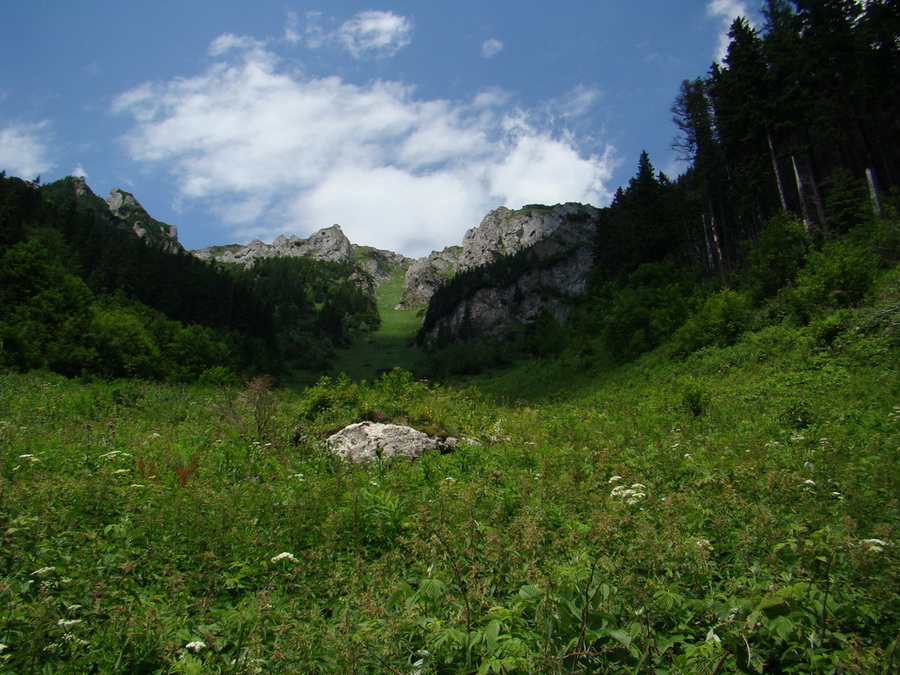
1,259,897,671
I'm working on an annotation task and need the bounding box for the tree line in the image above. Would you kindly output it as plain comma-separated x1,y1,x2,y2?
0,174,379,381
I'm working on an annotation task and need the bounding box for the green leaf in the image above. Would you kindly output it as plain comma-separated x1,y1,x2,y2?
609,628,633,649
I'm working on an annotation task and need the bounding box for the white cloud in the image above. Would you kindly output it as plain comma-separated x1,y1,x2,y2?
0,121,54,179
337,11,413,59
113,38,614,257
72,164,88,178
706,0,753,62
482,39,504,58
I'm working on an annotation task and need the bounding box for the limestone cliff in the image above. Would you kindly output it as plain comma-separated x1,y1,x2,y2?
398,203,598,311
105,187,183,253
414,203,600,345
192,226,412,287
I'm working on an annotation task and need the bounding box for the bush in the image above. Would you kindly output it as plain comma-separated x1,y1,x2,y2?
739,212,810,301
786,239,879,322
670,288,752,355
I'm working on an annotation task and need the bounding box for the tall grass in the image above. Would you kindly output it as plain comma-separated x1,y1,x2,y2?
0,286,896,672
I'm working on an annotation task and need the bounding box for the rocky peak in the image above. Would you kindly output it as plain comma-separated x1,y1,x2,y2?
192,224,355,266
457,203,599,272
104,188,182,253
397,203,599,310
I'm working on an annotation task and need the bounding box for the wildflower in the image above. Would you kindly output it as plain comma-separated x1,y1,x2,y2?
99,451,122,459
803,479,816,486
149,432,161,438
608,475,623,483
185,641,206,651
129,484,145,488
803,461,814,469
696,538,712,549
66,604,82,611
271,552,296,563
706,628,721,644
112,469,130,474
291,473,306,480
831,491,843,499
444,477,456,482
56,619,81,627
684,453,692,459
862,538,889,553
18,454,34,459
31,567,55,576
631,483,646,490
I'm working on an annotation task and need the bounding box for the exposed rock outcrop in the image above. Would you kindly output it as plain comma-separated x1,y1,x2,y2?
327,422,440,462
105,187,183,253
398,203,598,311
192,225,354,266
192,227,412,286
396,246,462,310
408,203,600,344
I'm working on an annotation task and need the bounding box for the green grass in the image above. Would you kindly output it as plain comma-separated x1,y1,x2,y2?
0,299,897,672
305,275,423,385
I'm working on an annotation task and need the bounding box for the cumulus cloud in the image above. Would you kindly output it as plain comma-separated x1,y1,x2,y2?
72,164,88,179
113,37,613,256
0,121,54,179
337,10,413,59
482,39,504,58
707,0,753,62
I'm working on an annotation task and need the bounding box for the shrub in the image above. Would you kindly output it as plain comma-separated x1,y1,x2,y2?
786,239,879,322
670,288,752,355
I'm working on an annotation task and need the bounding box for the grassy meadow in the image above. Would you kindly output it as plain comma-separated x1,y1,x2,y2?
0,271,897,673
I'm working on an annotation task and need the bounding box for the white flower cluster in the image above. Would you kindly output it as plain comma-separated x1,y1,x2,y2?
185,641,206,651
861,538,891,554
271,552,297,563
610,481,647,506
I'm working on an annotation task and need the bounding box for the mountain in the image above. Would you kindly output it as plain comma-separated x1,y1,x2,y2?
192,225,411,287
407,203,599,344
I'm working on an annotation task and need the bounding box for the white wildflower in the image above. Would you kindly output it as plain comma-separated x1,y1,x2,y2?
149,432,161,438
631,483,646,490
862,538,889,553
56,619,81,627
696,538,712,549
626,497,641,505
112,468,130,474
31,567,55,576
803,479,816,486
185,641,206,651
130,484,145,488
271,552,296,563
684,453,692,459
99,451,122,459
444,477,456,482
66,604,82,611
18,454,34,459
290,473,306,481
608,475,623,483
706,628,721,644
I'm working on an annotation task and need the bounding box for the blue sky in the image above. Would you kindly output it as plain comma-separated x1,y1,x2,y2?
0,1,758,257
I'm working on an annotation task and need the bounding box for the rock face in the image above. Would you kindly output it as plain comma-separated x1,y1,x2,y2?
327,422,440,462
398,204,598,311
192,227,412,286
410,203,600,344
457,203,598,271
105,187,182,253
396,246,463,310
193,225,355,266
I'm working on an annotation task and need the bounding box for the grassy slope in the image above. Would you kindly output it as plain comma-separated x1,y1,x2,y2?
1,279,897,671
290,275,423,387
